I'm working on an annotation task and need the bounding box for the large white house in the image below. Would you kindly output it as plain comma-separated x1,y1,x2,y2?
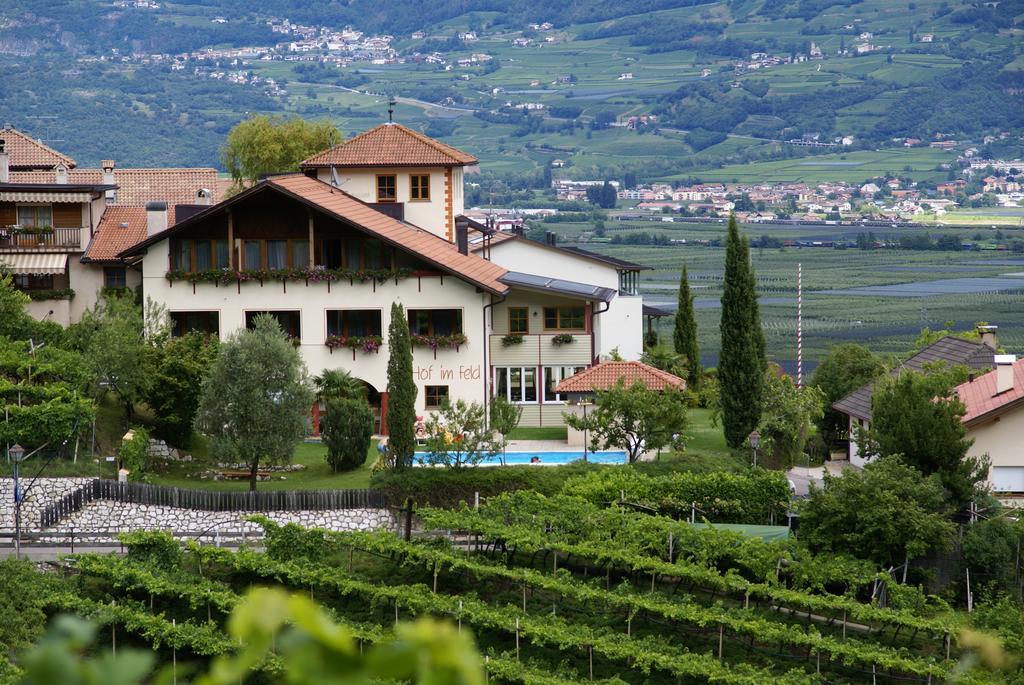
114,123,646,431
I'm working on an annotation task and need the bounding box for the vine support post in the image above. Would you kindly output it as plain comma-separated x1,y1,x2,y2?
172,618,177,685
433,565,438,593
668,532,673,562
484,655,489,685
815,649,820,675
522,581,527,612
348,546,353,573
589,645,594,681
394,599,399,626
627,614,632,637
872,664,877,685
718,624,724,660
945,631,950,660
111,600,116,656
842,610,847,640
458,600,463,633
515,617,520,661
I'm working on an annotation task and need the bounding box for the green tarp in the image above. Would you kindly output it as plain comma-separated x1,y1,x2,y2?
690,523,791,541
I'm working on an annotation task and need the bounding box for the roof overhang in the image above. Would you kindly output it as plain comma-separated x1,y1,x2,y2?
500,271,616,303
0,252,69,274
0,183,115,203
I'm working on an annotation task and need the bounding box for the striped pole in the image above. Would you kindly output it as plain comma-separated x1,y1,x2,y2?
797,263,803,389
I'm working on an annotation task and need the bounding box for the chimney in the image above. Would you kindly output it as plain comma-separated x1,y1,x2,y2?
977,325,998,350
455,219,469,255
511,225,524,237
55,163,69,185
545,231,557,246
146,201,167,237
995,355,1016,395
196,188,212,206
101,160,116,201
0,137,8,183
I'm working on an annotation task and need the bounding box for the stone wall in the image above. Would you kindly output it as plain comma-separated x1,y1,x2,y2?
1,478,396,537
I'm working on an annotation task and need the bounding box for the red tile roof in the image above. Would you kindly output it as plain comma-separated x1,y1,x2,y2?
9,168,222,206
554,361,686,394
0,127,76,169
300,123,478,168
84,205,177,263
121,174,509,295
955,357,1024,425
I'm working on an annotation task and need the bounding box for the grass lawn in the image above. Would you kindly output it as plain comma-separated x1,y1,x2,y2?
507,426,569,441
149,441,380,491
640,407,749,474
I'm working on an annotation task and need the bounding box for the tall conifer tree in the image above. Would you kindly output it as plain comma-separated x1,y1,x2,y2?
386,302,417,469
673,263,701,389
719,215,765,448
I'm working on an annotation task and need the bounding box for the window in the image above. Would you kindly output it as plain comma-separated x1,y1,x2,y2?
319,238,391,270
619,270,639,296
494,367,537,404
13,274,54,291
543,366,586,403
543,306,585,331
508,307,529,334
326,309,382,337
376,174,397,203
170,311,219,338
425,385,449,409
103,267,127,289
171,239,230,272
245,310,301,340
266,240,287,269
243,240,262,269
17,205,52,227
410,174,430,201
408,309,463,336
291,240,310,269
237,239,310,271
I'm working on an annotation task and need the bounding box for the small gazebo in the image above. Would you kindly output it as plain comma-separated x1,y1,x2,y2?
554,361,686,447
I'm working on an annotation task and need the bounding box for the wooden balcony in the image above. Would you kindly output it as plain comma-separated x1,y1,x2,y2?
0,227,82,250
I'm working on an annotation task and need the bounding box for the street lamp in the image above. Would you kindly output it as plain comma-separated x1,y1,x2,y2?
9,444,26,558
748,430,760,469
579,400,593,462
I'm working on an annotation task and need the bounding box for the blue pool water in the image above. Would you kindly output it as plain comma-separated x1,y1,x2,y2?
414,451,627,466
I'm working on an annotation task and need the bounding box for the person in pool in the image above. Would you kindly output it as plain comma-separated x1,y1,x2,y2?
530,456,541,464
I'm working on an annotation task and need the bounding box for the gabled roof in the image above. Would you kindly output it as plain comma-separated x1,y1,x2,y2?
299,123,478,168
84,205,178,263
0,127,76,170
554,361,686,394
956,357,1024,426
833,336,995,421
9,168,222,206
559,246,652,271
471,232,651,271
119,174,509,295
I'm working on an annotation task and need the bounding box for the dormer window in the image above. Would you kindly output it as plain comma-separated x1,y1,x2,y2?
376,174,397,203
410,174,430,201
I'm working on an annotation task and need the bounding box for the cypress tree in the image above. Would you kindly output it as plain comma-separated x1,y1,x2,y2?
386,302,417,469
719,215,766,448
673,263,701,389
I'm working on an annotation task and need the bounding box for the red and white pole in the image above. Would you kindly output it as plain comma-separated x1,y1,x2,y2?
797,262,803,389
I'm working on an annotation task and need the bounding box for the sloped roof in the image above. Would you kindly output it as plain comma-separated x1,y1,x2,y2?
833,336,996,421
500,271,617,303
0,127,76,169
554,361,686,394
559,246,652,271
9,168,221,206
956,357,1024,426
300,123,478,168
84,205,177,263
120,174,509,295
472,232,651,271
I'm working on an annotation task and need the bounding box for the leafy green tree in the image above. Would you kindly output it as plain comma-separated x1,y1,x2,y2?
321,398,373,472
387,302,417,469
118,426,149,481
755,371,825,469
196,315,314,491
962,517,1024,593
718,214,765,447
0,274,64,344
800,457,954,568
144,332,218,448
672,263,701,389
489,395,522,465
221,115,342,189
565,381,688,463
811,343,887,445
424,399,504,468
868,369,986,508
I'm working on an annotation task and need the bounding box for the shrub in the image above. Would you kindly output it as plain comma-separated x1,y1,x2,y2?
322,398,373,472
119,427,150,481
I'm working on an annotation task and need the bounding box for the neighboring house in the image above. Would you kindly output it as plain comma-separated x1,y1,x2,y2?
553,360,686,447
833,329,998,466
299,122,477,242
956,355,1024,496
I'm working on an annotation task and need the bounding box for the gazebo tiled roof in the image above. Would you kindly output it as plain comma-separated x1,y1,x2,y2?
554,361,686,394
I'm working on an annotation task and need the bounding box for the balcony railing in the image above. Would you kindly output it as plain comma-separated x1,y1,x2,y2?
0,227,82,250
367,202,405,221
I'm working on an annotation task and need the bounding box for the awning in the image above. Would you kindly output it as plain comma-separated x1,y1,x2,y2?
0,191,93,203
0,252,68,274
500,270,617,303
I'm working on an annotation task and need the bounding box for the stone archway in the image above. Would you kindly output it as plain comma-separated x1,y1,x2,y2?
310,379,383,437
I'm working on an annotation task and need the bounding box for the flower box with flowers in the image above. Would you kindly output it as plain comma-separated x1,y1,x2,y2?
411,333,468,356
165,266,411,286
325,335,383,357
551,334,575,346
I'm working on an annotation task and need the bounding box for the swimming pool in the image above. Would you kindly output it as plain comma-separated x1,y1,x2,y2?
414,450,627,466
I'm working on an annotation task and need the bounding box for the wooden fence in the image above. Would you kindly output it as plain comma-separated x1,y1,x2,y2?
39,479,388,528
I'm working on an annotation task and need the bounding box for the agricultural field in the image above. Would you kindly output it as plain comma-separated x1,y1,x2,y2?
540,218,1024,372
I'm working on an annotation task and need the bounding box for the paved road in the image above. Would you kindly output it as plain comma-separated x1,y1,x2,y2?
0,545,125,561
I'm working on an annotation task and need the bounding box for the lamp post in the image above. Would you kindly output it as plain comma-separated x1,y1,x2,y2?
748,430,760,469
580,400,593,462
9,444,26,559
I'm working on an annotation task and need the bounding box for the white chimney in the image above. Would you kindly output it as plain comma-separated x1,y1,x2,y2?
995,354,1016,395
0,137,8,183
101,160,116,201
977,325,998,350
146,201,167,237
196,188,212,206
55,163,69,185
